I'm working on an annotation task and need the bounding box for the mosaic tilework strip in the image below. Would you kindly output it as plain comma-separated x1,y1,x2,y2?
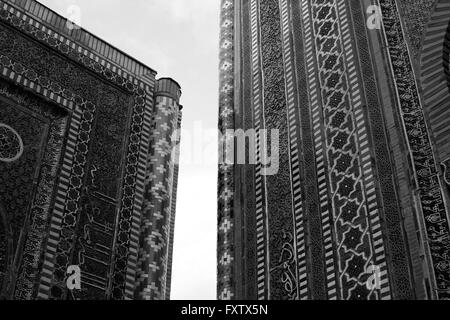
249,0,269,301
396,0,438,62
301,0,339,300
334,0,391,299
287,0,326,300
301,0,392,300
218,0,236,301
280,0,308,301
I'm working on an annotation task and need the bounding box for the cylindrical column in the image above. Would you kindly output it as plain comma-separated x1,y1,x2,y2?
137,78,182,300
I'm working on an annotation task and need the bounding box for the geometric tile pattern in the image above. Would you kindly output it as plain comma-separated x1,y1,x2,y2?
258,0,298,300
217,0,235,301
249,0,269,300
303,0,390,300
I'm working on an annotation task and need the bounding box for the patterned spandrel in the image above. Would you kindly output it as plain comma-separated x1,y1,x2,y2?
0,123,23,162
396,0,438,61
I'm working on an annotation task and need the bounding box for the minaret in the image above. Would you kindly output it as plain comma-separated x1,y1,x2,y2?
165,108,183,300
137,78,182,300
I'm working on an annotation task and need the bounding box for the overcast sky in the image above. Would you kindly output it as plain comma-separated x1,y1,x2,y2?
39,0,220,300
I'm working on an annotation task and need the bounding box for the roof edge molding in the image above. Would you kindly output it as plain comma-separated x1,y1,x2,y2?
6,0,157,79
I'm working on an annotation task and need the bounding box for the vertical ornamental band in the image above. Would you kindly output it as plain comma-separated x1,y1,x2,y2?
136,78,182,300
218,0,236,301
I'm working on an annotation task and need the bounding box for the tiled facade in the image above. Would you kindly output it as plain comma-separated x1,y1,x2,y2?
0,0,182,300
218,0,450,300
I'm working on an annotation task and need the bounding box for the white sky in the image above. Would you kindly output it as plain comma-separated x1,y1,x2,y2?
38,0,220,300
